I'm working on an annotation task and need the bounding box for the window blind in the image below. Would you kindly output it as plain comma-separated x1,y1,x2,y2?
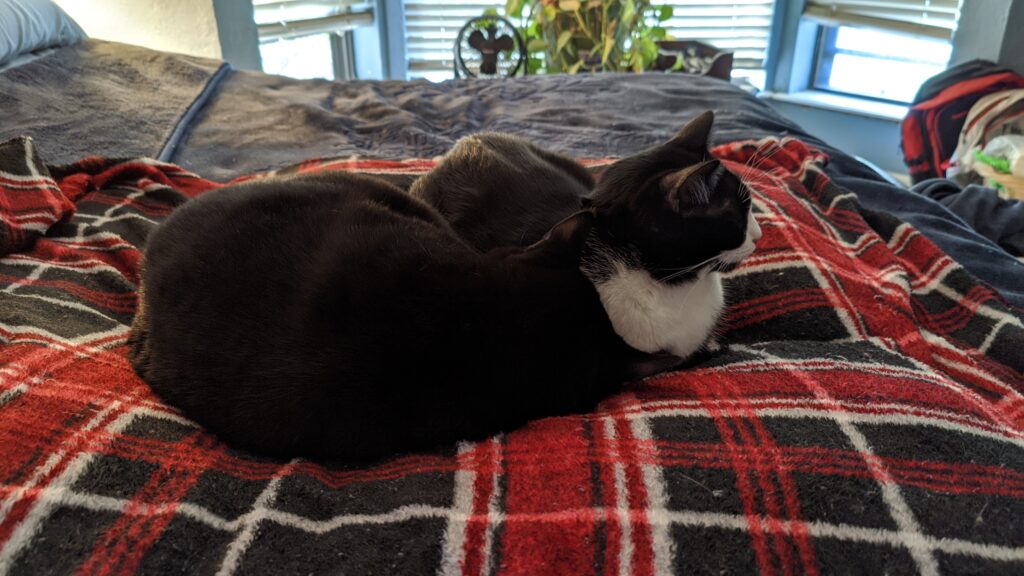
659,1,775,71
803,0,960,40
402,0,777,80
252,0,374,41
402,0,503,80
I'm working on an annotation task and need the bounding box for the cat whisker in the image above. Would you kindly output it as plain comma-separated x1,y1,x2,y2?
745,144,772,171
744,140,772,167
749,142,784,172
744,140,777,169
660,254,722,282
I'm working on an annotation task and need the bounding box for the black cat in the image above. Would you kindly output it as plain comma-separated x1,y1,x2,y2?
129,171,646,461
413,111,761,360
411,132,593,251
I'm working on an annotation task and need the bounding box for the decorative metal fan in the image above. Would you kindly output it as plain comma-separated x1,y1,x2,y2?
454,16,526,79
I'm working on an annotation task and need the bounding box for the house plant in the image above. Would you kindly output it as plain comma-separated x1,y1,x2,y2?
502,0,673,74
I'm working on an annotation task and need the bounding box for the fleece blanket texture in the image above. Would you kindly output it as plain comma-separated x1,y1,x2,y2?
0,136,1022,575
0,40,228,165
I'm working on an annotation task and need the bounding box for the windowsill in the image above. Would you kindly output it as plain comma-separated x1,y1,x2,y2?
759,90,908,122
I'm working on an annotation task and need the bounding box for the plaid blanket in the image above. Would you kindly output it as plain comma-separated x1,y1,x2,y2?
0,135,1022,575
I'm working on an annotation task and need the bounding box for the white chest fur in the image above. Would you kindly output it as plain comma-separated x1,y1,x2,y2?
593,264,724,358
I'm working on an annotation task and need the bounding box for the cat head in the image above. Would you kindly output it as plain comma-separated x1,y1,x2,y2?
588,111,760,282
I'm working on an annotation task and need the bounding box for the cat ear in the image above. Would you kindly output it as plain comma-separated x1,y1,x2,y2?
659,160,720,212
669,110,715,150
518,209,595,267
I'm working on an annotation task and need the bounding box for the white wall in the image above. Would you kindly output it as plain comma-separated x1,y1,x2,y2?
54,0,223,59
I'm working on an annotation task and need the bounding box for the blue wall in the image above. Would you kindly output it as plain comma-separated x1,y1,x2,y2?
765,101,905,174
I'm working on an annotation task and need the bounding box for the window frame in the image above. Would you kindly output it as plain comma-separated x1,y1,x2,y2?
808,24,954,105
399,0,778,83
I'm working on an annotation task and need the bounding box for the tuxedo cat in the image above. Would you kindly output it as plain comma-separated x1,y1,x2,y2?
129,171,646,460
585,111,761,358
412,111,760,360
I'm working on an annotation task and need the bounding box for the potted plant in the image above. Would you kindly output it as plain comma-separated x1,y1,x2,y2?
502,0,673,74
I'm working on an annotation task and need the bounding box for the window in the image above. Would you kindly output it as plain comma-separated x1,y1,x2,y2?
813,26,952,103
402,0,504,81
803,0,960,103
260,34,339,80
402,1,776,83
659,1,775,87
253,0,373,80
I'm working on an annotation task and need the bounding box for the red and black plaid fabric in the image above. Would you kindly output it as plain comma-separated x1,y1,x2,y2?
0,137,75,258
1,135,1022,575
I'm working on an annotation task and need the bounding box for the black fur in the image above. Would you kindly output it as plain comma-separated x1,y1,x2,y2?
412,113,751,283
410,133,593,251
408,112,751,365
588,111,752,282
130,171,641,461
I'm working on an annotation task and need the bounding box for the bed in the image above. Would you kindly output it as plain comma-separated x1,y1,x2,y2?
1,39,1023,575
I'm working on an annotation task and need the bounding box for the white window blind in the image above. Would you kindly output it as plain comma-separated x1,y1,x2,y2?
402,0,503,80
253,0,373,41
659,1,776,71
402,1,777,80
803,0,960,40
253,0,371,80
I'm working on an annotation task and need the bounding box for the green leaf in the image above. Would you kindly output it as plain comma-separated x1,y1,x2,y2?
528,55,544,74
505,0,524,18
559,0,580,11
601,35,614,64
649,27,667,40
556,29,574,53
639,36,658,64
483,7,499,16
620,0,635,24
657,5,673,21
543,4,557,21
527,38,549,52
568,60,584,74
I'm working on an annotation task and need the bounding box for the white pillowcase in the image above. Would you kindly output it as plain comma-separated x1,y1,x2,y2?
0,0,84,66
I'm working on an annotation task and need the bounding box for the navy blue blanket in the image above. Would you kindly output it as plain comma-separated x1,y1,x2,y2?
912,178,1024,256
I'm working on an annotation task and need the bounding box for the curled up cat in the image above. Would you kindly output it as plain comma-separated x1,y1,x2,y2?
412,110,761,360
129,172,645,461
128,110,759,461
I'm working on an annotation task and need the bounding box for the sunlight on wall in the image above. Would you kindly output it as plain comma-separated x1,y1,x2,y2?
54,0,222,59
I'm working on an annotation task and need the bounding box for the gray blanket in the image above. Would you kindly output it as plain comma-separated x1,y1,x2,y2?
0,40,227,164
173,70,812,181
169,70,1024,309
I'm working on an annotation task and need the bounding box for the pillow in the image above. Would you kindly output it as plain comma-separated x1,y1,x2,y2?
0,0,84,66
